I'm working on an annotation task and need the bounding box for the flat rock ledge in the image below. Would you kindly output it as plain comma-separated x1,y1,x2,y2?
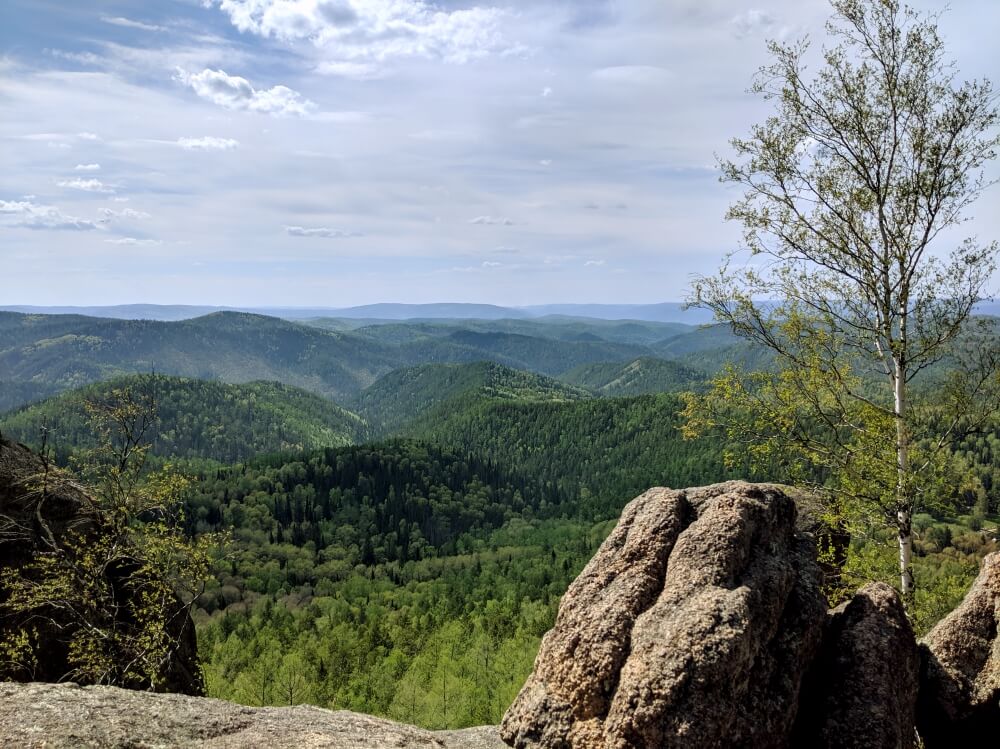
0,682,505,749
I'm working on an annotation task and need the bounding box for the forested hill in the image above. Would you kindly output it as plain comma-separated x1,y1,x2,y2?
324,316,693,346
353,361,590,437
188,441,567,566
402,392,738,519
0,311,741,413
0,311,399,407
560,357,704,396
0,375,364,464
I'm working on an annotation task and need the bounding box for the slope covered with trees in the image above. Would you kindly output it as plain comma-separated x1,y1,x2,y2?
353,361,590,437
402,393,738,519
560,357,704,396
0,311,400,406
0,311,749,413
0,375,364,463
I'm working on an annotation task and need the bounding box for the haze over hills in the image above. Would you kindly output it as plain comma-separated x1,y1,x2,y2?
7,302,999,326
0,311,401,409
0,310,733,413
0,302,718,325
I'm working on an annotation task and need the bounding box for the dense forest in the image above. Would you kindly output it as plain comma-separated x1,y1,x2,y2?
1,310,998,728
560,357,704,397
353,361,590,437
0,311,717,411
0,375,363,464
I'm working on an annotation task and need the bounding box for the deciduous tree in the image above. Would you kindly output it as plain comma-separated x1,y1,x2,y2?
686,0,1000,598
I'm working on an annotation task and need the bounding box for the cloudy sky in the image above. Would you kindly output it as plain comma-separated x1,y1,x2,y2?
2,1,998,307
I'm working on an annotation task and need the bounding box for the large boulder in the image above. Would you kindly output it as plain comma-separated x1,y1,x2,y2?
0,436,202,694
501,482,828,749
793,582,919,748
917,551,1000,746
0,682,506,748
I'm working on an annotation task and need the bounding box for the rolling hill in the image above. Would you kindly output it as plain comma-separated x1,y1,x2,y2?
560,357,704,396
0,374,364,463
353,361,591,437
0,311,401,406
0,311,767,415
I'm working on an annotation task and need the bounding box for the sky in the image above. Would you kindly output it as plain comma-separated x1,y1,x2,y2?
2,0,998,307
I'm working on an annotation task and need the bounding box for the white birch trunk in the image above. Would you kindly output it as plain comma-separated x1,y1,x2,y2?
894,361,914,597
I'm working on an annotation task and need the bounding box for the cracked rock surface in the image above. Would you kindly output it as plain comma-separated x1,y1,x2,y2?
500,482,828,749
917,551,1000,747
0,681,505,748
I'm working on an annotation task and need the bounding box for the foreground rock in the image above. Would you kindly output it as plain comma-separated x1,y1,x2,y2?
917,551,1000,747
0,437,201,694
0,682,505,748
501,482,828,749
793,582,919,748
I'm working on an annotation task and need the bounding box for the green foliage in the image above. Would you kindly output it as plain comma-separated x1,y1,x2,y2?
840,519,996,636
197,517,599,726
407,393,740,519
1,374,363,464
186,440,568,572
0,382,220,688
0,310,764,414
354,361,590,437
559,357,704,396
0,311,400,408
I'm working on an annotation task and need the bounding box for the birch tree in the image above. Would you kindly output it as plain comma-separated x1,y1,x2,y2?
687,0,999,598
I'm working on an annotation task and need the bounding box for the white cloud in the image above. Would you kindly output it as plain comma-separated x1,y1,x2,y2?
56,178,115,193
104,237,162,246
77,132,100,140
46,48,104,66
101,208,152,222
177,136,240,150
469,216,514,226
584,259,606,267
210,0,518,65
101,16,165,32
539,159,552,166
75,163,101,171
285,225,363,238
175,68,315,117
0,199,100,231
542,87,553,97
482,261,502,268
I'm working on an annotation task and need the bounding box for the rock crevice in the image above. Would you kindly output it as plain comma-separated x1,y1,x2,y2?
501,482,828,749
502,482,1000,749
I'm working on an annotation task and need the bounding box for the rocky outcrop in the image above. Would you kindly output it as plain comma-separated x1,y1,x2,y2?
793,582,919,748
917,551,1000,747
0,436,202,694
501,482,828,749
0,682,506,748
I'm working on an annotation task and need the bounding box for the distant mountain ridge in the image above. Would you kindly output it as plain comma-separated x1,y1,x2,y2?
0,302,718,324
1,311,718,412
